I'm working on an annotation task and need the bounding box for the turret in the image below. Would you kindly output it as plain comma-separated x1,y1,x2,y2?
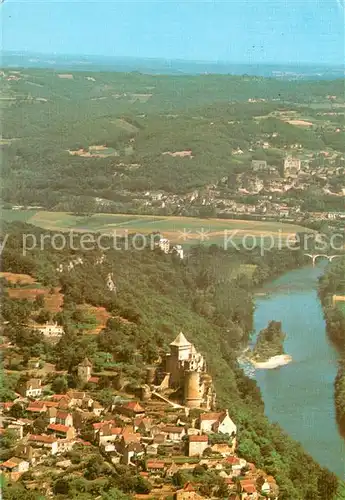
184,370,202,408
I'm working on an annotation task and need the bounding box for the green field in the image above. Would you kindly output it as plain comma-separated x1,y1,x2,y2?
1,209,312,246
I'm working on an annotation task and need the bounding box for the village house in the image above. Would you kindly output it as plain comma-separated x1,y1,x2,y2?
27,358,41,370
122,442,145,465
47,423,76,440
174,482,203,500
27,401,47,415
28,434,59,455
161,425,186,442
92,420,115,439
134,417,152,434
18,378,42,398
146,459,166,475
32,322,64,338
238,478,258,499
188,435,209,457
47,407,58,424
199,410,237,436
98,424,123,445
0,457,30,474
55,411,73,427
118,401,145,417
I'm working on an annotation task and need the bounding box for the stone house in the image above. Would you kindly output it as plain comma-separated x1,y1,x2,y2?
161,425,186,442
199,410,237,436
238,479,258,499
174,482,202,500
28,434,59,455
98,425,123,445
118,401,145,417
188,435,208,457
47,407,58,424
146,460,166,475
122,442,145,465
27,401,47,415
55,411,73,427
134,417,152,434
47,423,76,440
0,457,30,473
19,379,42,398
33,322,64,338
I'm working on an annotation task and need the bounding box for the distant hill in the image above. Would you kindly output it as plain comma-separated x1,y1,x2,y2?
1,67,344,209
2,51,344,80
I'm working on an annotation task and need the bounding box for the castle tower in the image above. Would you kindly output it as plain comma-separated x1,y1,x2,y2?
184,370,202,408
170,332,192,362
77,358,92,383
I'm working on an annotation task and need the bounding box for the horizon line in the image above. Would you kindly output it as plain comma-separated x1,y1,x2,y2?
2,50,344,68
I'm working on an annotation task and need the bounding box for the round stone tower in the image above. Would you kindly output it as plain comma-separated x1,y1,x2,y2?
184,370,202,408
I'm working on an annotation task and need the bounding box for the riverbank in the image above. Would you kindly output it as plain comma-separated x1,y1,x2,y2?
318,258,345,436
252,263,345,477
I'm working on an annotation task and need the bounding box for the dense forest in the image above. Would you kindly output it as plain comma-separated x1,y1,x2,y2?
1,70,345,211
0,221,341,499
318,257,345,434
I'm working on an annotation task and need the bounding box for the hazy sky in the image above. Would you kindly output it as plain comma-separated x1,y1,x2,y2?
2,0,345,64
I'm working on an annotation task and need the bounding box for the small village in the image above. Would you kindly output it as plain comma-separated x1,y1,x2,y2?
0,333,279,499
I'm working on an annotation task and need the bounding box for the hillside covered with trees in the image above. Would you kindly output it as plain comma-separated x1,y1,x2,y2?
318,258,345,435
1,69,344,212
0,221,340,499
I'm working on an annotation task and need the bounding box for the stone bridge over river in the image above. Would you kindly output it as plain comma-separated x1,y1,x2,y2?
304,254,342,267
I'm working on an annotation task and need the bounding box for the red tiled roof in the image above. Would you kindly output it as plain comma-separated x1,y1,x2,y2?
47,423,70,433
240,480,257,494
146,460,165,469
88,376,99,384
199,412,222,421
189,435,208,442
2,402,14,410
29,434,56,444
92,420,115,430
123,433,141,444
76,438,92,446
27,401,46,412
0,457,23,469
226,456,241,465
122,401,144,412
56,411,71,419
183,482,195,492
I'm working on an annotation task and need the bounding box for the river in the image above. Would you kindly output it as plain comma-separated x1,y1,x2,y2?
253,263,345,478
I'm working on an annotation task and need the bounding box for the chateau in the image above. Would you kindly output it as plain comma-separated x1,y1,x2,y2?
161,332,216,410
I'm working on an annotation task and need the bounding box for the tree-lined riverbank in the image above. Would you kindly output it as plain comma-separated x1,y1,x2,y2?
253,264,345,478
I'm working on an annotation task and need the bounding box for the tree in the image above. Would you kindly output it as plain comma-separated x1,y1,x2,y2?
51,375,68,394
101,488,132,500
9,402,25,419
35,309,51,324
33,294,45,310
1,428,17,450
53,478,70,495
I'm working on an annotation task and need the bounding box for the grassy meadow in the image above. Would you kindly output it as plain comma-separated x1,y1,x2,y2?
1,209,312,246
